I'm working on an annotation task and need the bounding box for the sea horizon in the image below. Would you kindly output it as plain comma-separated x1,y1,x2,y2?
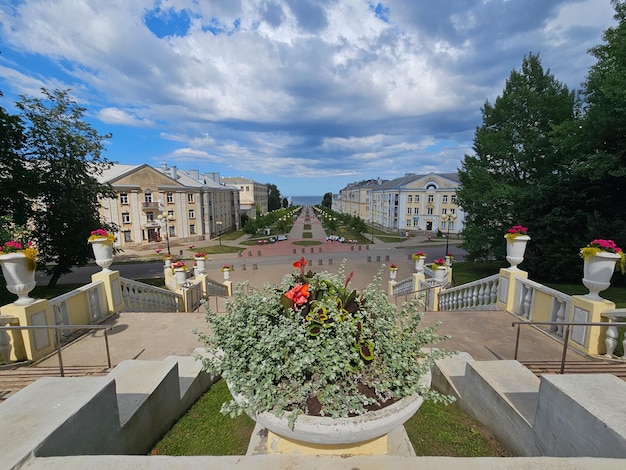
290,195,323,206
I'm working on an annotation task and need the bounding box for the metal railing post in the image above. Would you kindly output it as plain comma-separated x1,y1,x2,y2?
560,325,571,374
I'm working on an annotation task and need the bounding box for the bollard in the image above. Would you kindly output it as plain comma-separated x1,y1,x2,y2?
242,263,246,270
318,247,322,253
358,245,361,251
309,259,313,267
180,249,183,256
293,248,297,254
311,247,315,253
238,251,242,257
366,245,369,250
385,255,389,261
407,254,412,260
258,250,262,256
351,245,354,251
367,256,371,262
318,259,323,266
253,263,258,270
328,258,333,265
302,248,306,254
248,250,252,257
376,256,380,262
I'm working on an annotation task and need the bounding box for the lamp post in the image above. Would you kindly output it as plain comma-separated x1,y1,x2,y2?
157,212,174,256
216,220,223,246
370,219,374,243
444,213,457,258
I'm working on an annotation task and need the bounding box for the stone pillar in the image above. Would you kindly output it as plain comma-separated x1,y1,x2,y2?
91,270,125,315
0,299,55,362
496,268,529,312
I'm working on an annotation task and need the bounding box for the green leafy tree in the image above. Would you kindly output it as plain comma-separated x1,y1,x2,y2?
16,89,117,287
267,183,282,211
457,53,575,263
321,192,332,209
0,106,35,226
282,197,289,208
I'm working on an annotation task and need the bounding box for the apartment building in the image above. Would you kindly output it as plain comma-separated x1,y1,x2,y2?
336,179,385,221
97,164,239,249
369,173,463,235
220,177,268,219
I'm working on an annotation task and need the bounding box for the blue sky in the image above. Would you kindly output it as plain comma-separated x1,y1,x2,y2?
0,0,617,197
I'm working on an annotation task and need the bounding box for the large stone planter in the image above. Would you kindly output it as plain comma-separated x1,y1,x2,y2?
194,257,206,273
433,266,447,282
174,268,187,286
505,234,530,270
582,252,621,301
414,258,425,273
88,238,113,272
0,253,36,306
231,370,431,446
223,269,231,280
389,270,397,280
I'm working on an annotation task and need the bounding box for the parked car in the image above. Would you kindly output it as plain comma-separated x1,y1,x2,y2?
277,234,288,241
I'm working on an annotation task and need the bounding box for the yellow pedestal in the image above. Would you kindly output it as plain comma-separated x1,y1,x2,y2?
266,430,388,455
568,295,615,355
496,268,529,311
0,299,55,361
92,270,125,315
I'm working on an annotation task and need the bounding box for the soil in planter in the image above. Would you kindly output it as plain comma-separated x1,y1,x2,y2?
305,383,399,416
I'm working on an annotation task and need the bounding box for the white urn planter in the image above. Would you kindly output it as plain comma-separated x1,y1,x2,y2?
164,257,172,268
389,270,397,280
433,266,447,282
223,269,231,280
88,238,113,272
505,235,530,270
231,370,431,446
0,253,36,306
582,252,621,301
414,258,425,273
445,255,453,267
174,268,187,286
194,257,206,273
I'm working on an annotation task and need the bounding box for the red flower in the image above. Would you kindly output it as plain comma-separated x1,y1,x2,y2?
284,283,310,308
293,257,308,273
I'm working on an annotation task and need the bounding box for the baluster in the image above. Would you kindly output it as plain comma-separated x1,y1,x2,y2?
477,283,485,306
605,323,619,357
489,280,498,304
555,301,565,337
521,286,532,319
471,286,478,308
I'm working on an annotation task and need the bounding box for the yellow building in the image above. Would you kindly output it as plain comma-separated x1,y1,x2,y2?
220,177,268,219
97,164,239,249
336,179,384,221
369,173,463,235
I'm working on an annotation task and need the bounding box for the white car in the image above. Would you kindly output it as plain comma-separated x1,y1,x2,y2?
276,234,288,241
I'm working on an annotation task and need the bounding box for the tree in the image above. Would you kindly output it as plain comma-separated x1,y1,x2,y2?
267,184,282,211
321,192,332,209
0,106,35,226
457,53,575,264
16,89,117,287
282,197,289,208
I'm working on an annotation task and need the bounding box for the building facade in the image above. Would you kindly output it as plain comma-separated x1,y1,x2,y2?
97,164,240,249
336,179,385,222
369,173,463,235
220,177,268,219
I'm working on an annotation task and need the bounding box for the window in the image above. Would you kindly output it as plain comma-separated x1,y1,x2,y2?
168,210,175,218
146,212,154,222
187,193,194,203
120,193,128,204
123,231,132,242
428,194,434,203
443,195,448,203
122,212,131,224
407,208,412,215
189,209,195,219
415,195,420,202
442,208,447,215
427,208,433,215
451,194,457,203
169,226,175,237
406,220,411,227
450,208,456,215
449,221,455,231
167,192,173,203
414,208,419,214
190,224,196,235
441,221,446,230
408,195,413,203
145,192,152,203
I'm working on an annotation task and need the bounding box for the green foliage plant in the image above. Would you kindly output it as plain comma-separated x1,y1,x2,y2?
197,259,452,428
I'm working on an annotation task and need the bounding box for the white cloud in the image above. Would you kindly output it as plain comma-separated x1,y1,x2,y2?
97,107,154,127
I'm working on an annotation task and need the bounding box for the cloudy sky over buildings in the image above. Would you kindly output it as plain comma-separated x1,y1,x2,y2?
0,0,617,196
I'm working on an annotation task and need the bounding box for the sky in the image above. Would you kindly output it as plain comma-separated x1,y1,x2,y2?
0,0,617,197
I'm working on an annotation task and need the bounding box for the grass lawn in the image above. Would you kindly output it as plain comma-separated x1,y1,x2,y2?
292,240,321,246
151,379,512,457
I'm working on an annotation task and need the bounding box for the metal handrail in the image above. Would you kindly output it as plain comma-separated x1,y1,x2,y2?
0,324,113,377
512,320,626,374
394,283,441,308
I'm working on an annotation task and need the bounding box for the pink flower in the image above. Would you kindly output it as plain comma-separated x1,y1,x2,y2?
284,283,310,309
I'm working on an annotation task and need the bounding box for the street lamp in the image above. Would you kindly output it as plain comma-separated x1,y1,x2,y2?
444,213,457,258
157,212,174,256
216,220,223,246
370,219,374,243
